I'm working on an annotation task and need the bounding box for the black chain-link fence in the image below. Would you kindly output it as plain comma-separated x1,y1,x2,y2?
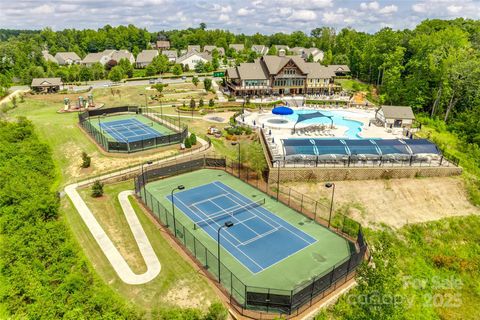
134,155,369,318
78,106,188,153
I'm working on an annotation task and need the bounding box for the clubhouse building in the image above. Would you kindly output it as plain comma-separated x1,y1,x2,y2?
225,54,348,96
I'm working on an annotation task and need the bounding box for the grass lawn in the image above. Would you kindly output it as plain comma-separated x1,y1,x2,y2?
318,215,480,320
66,180,219,315
6,95,184,185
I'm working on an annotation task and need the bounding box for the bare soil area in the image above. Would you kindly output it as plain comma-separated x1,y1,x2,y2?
286,176,480,228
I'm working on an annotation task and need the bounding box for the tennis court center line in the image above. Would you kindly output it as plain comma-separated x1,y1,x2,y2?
213,181,315,245
171,193,266,272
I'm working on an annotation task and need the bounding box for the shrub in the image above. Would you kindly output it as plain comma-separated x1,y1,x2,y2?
190,133,197,145
199,98,204,108
209,99,215,107
91,180,104,197
81,151,91,168
184,136,192,148
204,302,228,320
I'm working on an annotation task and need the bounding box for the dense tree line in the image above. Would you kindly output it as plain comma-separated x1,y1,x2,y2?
0,118,141,318
1,20,480,142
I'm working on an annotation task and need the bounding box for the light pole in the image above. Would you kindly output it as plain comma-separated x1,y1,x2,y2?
217,221,234,283
171,185,185,237
231,141,241,177
325,182,335,228
275,160,281,201
141,161,153,199
139,93,148,114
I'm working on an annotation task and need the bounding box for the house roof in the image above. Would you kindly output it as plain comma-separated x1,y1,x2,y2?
187,45,201,52
252,45,268,55
236,61,268,80
136,50,158,64
290,47,305,55
55,52,81,61
261,55,308,74
111,50,133,62
31,77,62,87
274,45,289,50
177,51,212,63
162,50,178,58
226,67,239,79
42,51,57,63
304,64,336,79
380,106,415,120
82,52,106,64
327,64,351,73
229,44,244,51
156,40,170,48
203,45,225,55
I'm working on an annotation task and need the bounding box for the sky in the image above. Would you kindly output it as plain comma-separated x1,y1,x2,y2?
0,0,479,34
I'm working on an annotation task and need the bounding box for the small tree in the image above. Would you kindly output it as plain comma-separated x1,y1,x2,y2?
190,133,197,145
184,136,192,148
91,180,104,197
172,64,183,75
204,302,228,320
81,152,91,168
203,78,212,91
199,98,204,108
208,99,214,107
11,96,17,108
189,98,196,110
192,76,199,87
108,66,123,82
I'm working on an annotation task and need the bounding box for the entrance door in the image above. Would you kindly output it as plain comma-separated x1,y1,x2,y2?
394,120,403,127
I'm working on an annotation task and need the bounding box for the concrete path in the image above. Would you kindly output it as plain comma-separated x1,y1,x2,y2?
65,185,160,284
0,89,29,105
212,79,227,102
65,136,211,284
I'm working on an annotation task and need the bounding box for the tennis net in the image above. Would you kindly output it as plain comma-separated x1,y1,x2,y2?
103,122,153,133
195,198,265,228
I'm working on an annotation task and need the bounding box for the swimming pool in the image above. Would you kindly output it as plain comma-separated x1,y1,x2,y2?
284,109,363,139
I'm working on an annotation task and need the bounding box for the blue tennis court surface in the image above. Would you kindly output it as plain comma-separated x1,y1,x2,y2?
167,181,316,273
99,118,163,142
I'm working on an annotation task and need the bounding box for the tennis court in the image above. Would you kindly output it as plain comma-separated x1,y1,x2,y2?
167,181,316,273
100,118,162,142
145,169,353,289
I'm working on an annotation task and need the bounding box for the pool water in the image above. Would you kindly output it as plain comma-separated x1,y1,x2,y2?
284,109,363,139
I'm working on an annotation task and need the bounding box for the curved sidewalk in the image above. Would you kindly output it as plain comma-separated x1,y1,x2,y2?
65,185,160,284
65,136,210,284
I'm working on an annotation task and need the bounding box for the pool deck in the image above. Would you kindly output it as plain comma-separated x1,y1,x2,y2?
240,107,407,158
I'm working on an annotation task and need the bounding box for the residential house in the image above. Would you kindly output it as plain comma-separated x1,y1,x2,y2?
229,44,244,52
326,65,351,76
176,51,212,70
42,50,57,64
203,45,225,56
81,50,134,67
162,50,178,63
187,45,201,53
251,45,268,56
225,55,339,96
375,106,416,128
55,52,81,65
135,50,159,68
31,77,62,93
156,40,170,50
274,45,290,52
290,47,305,56
303,48,324,62
111,50,135,64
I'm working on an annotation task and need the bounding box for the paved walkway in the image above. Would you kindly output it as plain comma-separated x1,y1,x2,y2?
65,186,160,284
212,79,227,102
65,136,211,284
0,89,29,105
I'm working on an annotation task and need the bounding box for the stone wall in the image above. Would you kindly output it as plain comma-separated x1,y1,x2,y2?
268,166,463,182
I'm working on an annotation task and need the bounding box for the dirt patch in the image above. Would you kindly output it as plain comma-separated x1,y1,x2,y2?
161,279,210,309
286,176,480,228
